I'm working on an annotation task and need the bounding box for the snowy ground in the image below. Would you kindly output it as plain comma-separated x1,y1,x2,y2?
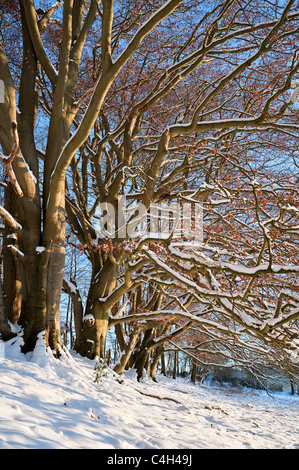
1,333,299,450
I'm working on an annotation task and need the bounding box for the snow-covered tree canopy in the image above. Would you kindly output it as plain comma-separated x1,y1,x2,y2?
0,0,299,383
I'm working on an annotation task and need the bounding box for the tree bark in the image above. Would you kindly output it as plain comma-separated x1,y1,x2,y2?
173,351,178,379
191,361,197,385
3,184,22,325
62,277,83,350
76,258,118,359
113,327,140,375
0,249,16,340
150,344,165,382
133,329,154,381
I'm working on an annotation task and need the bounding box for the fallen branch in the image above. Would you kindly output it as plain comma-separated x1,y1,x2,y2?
134,388,181,404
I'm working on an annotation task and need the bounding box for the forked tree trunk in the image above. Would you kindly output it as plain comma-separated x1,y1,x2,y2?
114,327,141,375
16,175,66,355
133,329,154,381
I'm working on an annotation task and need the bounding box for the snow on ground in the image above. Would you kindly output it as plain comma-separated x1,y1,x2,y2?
1,333,299,450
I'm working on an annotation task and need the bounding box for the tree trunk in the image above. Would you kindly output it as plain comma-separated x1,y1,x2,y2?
76,258,118,359
114,322,126,352
133,329,153,381
161,352,166,376
62,277,83,351
191,361,197,384
0,251,16,340
149,344,165,382
3,184,22,325
173,351,178,379
21,247,48,353
44,243,66,354
114,327,140,375
21,210,65,355
1,168,43,354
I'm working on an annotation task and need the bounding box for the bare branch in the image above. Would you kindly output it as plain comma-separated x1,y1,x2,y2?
23,0,58,87
0,205,22,232
0,122,23,197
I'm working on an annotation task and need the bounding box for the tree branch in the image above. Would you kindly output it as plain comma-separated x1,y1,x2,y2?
0,122,23,197
23,0,58,87
0,205,22,232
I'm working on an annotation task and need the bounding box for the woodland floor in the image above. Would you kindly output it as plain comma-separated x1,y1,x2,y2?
0,332,299,450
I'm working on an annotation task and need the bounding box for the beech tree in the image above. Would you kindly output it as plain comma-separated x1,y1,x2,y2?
0,0,299,380
0,0,189,354
58,0,299,381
